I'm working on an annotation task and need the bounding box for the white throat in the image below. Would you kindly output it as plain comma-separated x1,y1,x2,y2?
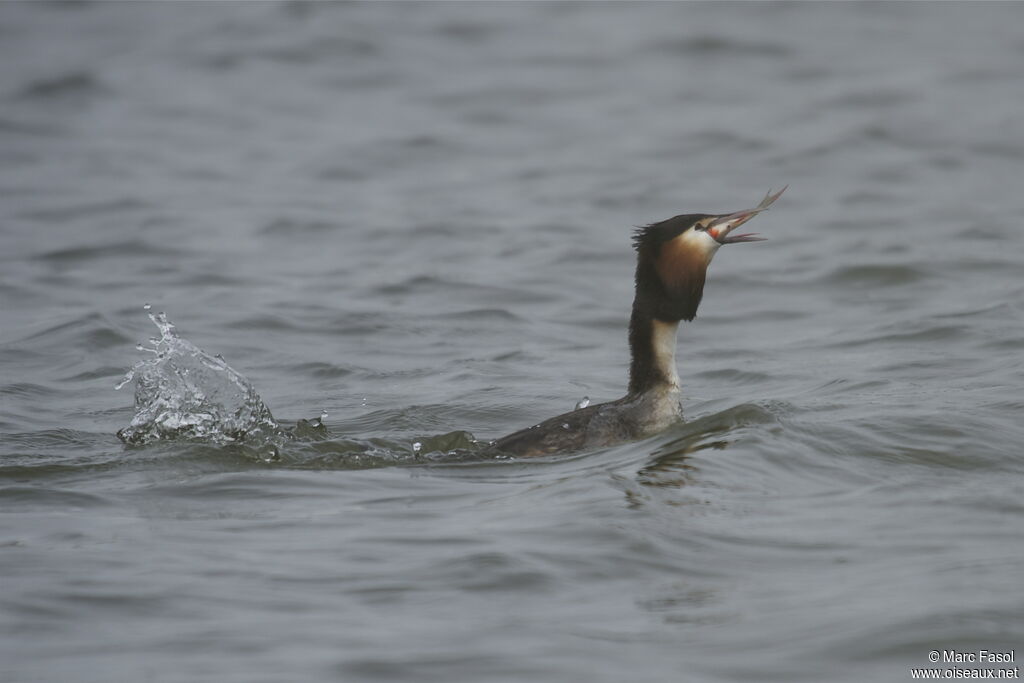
650,319,681,389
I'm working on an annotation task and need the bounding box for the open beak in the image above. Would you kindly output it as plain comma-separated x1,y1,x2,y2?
706,186,786,244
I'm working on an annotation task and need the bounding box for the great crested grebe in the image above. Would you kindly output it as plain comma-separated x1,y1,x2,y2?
491,187,785,457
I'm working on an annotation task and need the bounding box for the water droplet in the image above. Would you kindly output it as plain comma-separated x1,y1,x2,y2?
575,396,590,410
258,444,280,463
114,369,134,390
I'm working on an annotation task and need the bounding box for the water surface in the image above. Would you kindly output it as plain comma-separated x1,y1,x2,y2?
2,3,1024,682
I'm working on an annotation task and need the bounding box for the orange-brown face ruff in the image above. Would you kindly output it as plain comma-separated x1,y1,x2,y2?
654,230,714,297
655,186,786,296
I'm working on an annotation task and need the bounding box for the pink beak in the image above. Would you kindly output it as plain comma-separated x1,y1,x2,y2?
706,186,786,244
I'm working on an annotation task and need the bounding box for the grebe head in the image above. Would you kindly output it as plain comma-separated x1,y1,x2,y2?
632,187,785,322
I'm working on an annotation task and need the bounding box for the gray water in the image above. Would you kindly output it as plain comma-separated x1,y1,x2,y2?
3,3,1024,682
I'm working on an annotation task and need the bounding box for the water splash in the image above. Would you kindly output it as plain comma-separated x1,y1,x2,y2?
116,310,280,445
114,311,488,466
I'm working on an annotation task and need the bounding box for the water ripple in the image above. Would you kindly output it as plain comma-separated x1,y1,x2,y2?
825,263,929,286
14,71,110,101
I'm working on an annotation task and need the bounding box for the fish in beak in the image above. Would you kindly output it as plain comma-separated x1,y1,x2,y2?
706,186,787,244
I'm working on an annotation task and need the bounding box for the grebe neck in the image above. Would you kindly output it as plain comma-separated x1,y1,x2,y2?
627,307,680,396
